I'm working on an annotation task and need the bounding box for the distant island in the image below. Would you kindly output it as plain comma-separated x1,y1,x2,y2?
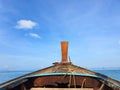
90,67,120,70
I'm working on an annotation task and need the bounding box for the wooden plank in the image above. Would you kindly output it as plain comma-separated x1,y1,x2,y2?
30,88,93,90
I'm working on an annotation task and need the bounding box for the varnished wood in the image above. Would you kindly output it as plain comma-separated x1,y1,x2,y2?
61,41,68,62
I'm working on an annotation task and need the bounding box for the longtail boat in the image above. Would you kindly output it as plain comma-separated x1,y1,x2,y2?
0,41,120,90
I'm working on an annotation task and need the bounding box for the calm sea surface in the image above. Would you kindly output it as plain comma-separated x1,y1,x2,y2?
0,70,120,84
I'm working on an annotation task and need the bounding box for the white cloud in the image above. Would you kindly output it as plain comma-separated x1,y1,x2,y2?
16,20,37,29
28,33,41,39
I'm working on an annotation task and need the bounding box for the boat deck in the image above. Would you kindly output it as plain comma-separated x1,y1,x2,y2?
30,88,93,90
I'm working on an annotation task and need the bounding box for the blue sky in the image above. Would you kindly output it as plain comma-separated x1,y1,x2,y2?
0,0,120,70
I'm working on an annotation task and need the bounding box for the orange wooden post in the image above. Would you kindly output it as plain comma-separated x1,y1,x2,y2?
61,41,68,63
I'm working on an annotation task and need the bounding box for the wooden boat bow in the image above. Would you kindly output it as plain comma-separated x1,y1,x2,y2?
0,41,120,90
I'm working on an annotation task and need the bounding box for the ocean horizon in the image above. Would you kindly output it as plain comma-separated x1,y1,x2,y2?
0,69,120,84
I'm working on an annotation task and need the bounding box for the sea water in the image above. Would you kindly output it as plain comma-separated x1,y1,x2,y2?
0,70,120,84
94,70,120,81
0,71,31,84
